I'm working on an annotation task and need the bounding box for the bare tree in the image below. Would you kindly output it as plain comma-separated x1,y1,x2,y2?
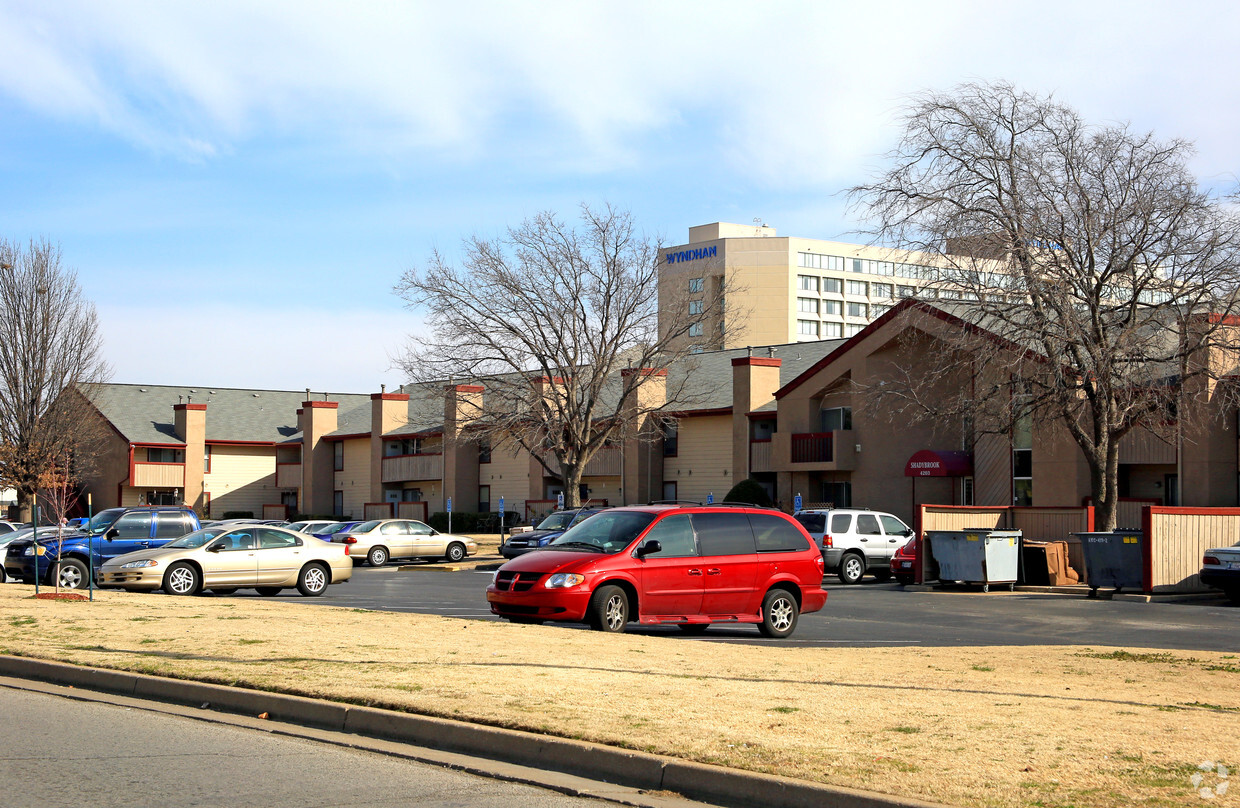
0,238,112,523
395,204,730,508
850,81,1240,530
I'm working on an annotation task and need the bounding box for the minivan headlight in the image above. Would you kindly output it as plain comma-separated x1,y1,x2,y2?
545,573,585,588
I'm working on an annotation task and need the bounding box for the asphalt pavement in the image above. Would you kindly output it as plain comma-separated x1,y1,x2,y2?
223,564,1239,651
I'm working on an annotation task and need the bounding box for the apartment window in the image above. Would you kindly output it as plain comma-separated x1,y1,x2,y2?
845,323,865,336
478,439,491,464
797,275,819,292
822,480,852,508
332,490,344,516
822,322,843,338
797,297,818,314
333,441,343,471
797,320,818,337
846,280,868,296
688,322,704,337
872,283,893,299
146,448,185,463
663,421,679,457
822,278,841,294
897,285,917,298
688,299,703,315
478,485,490,513
204,446,212,473
820,406,852,432
940,289,962,300
1013,396,1033,506
798,253,845,271
822,300,841,316
871,304,890,317
847,302,868,318
961,477,975,506
688,277,704,293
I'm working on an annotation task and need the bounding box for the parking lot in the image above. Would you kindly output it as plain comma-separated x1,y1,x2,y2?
237,564,1239,651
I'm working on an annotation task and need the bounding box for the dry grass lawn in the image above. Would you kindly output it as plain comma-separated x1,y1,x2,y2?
0,583,1235,808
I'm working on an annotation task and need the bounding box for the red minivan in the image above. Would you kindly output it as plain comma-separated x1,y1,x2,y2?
486,504,827,637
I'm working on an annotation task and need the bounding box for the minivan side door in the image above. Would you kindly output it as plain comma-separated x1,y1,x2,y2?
691,512,759,616
635,514,703,618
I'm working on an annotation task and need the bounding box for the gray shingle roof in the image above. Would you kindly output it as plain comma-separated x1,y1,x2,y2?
84,384,370,445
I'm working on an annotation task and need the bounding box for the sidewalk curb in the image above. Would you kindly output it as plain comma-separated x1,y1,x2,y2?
0,654,943,808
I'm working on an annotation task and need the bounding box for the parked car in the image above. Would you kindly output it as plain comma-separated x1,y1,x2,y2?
1200,540,1240,604
312,521,361,541
334,519,477,566
501,508,606,559
98,524,352,597
0,521,24,535
794,508,913,584
486,504,827,637
0,528,34,583
284,520,336,534
4,506,200,589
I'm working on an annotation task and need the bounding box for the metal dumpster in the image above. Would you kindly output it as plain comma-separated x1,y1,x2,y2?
926,529,1022,592
1071,530,1143,595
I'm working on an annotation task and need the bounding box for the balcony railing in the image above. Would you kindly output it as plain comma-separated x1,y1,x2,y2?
382,453,444,483
750,439,772,473
132,462,185,488
791,433,834,463
583,446,622,477
276,462,302,489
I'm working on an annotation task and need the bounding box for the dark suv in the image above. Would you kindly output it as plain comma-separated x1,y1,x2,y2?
487,504,827,637
501,508,605,559
3,507,200,589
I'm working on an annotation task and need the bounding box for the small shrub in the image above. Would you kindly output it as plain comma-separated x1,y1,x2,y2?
723,478,774,508
222,511,254,519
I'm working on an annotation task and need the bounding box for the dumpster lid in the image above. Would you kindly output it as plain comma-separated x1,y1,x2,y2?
905,449,973,477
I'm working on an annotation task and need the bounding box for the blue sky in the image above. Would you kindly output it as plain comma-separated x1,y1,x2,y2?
2,0,1238,393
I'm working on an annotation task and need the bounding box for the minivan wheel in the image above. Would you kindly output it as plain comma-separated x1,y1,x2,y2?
54,558,89,590
838,553,865,585
588,585,629,632
759,589,799,638
367,546,388,566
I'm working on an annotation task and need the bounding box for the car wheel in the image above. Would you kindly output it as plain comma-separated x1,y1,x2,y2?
256,587,282,596
759,589,799,638
871,568,893,582
297,563,329,597
0,565,7,584
163,562,200,596
53,558,89,590
677,623,710,634
1225,586,1240,605
895,574,915,586
838,553,865,585
588,585,629,633
367,546,388,567
210,588,239,595
445,542,466,562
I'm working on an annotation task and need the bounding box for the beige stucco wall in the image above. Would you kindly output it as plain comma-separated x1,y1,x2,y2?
663,414,733,503
481,438,532,516
581,475,621,507
203,445,278,517
334,437,371,519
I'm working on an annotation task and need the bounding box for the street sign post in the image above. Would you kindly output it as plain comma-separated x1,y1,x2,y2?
794,493,803,512
706,492,714,505
446,497,452,534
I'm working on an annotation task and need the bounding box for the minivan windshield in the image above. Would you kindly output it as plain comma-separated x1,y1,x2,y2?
548,511,656,554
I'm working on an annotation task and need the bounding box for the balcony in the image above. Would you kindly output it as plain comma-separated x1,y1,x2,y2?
382,453,444,483
583,446,621,477
771,430,856,472
276,462,302,489
131,462,185,488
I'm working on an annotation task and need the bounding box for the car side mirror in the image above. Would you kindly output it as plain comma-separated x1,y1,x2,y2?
903,529,914,537
105,528,119,541
637,539,662,558
206,544,223,553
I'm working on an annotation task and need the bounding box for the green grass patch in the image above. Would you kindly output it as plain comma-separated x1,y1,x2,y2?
888,726,921,734
9,617,37,626
768,706,800,714
1077,650,1198,665
236,639,267,645
971,664,994,672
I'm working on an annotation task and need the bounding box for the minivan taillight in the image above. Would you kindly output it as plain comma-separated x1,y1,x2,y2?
823,535,834,549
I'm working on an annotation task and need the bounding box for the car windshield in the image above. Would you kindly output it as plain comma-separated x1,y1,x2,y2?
318,522,354,535
163,527,227,550
548,511,656,554
536,512,575,530
84,508,125,535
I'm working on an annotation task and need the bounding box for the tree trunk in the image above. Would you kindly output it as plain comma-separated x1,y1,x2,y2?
561,463,584,509
1089,438,1123,532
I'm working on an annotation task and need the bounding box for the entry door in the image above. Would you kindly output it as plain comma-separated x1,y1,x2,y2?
204,529,259,587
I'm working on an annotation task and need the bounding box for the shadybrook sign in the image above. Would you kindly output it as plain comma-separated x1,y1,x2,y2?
664,245,717,264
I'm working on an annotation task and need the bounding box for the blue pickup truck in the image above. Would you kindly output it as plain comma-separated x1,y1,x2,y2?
3,507,200,589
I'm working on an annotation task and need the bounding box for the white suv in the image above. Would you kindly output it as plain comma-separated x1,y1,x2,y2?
794,509,914,584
